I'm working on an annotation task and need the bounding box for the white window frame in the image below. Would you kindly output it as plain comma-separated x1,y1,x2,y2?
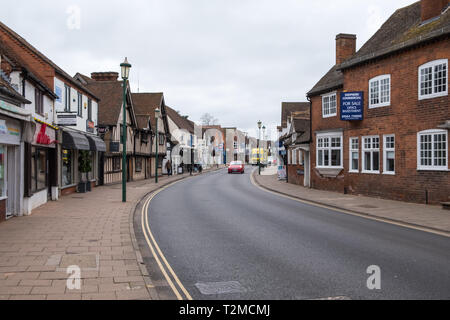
362,136,380,174
369,75,391,108
299,149,304,166
316,132,343,169
418,59,448,100
383,134,395,175
292,149,297,165
417,129,448,171
349,137,359,173
322,92,337,118
288,149,291,165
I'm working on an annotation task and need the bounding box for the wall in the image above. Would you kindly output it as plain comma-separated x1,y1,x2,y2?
311,40,450,204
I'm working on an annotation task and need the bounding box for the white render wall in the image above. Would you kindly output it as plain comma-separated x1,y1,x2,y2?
54,77,98,134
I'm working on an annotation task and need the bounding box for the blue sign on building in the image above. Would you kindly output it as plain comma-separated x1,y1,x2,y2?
340,91,364,121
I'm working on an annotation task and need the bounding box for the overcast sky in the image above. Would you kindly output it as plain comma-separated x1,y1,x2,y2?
1,0,416,139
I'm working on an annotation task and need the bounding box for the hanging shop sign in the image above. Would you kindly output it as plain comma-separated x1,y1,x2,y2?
340,91,364,121
56,113,77,126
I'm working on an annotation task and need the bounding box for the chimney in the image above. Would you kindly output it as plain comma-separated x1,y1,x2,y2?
91,72,119,81
336,33,356,65
421,0,449,22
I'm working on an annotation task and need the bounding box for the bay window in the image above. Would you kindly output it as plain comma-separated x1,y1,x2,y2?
317,133,343,168
419,59,448,100
383,135,395,174
362,136,380,173
417,129,448,171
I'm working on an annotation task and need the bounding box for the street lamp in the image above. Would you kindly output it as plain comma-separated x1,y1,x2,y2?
257,121,262,175
155,108,160,183
120,57,131,203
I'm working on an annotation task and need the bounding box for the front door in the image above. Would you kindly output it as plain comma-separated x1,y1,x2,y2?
6,146,16,218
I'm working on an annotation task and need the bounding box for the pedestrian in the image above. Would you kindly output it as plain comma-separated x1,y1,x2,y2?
166,160,172,176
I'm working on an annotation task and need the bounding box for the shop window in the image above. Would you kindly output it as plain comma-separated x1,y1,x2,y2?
317,133,342,168
362,136,380,174
62,149,73,187
0,146,5,198
31,147,47,192
419,59,448,100
349,137,359,173
383,135,395,174
417,130,448,171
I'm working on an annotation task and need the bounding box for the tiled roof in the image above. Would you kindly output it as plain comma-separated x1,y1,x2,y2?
307,65,343,97
281,102,310,128
131,93,168,132
135,115,151,130
166,106,194,134
340,1,450,70
0,21,99,101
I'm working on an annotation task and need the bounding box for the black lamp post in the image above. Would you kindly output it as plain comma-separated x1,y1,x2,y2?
120,57,131,203
155,108,160,183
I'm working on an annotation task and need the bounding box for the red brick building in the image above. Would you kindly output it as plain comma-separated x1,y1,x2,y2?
307,0,449,205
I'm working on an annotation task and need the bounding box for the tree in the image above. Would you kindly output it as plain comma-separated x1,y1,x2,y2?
200,113,219,126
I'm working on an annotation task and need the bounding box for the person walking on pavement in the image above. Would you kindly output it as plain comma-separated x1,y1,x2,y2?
166,160,172,176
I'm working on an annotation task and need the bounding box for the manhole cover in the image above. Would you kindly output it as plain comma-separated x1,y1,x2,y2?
60,254,98,269
195,281,247,295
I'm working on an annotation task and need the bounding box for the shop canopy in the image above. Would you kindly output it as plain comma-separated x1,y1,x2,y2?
86,135,107,152
62,131,90,151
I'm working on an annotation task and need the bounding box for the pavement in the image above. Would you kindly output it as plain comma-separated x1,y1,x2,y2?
0,167,219,300
144,167,450,300
254,167,450,235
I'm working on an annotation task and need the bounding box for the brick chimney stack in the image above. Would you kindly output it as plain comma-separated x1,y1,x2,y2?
421,0,449,22
336,33,356,65
91,72,119,81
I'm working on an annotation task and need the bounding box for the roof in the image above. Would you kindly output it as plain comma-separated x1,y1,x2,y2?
0,21,99,101
339,1,450,70
0,76,31,104
0,38,58,99
131,93,165,131
135,115,151,130
82,79,125,126
165,106,194,134
281,102,310,128
307,65,343,97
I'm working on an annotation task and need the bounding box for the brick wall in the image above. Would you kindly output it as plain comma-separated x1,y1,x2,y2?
311,39,450,204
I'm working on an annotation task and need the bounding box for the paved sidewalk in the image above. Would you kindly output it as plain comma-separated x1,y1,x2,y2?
0,168,218,300
253,169,450,234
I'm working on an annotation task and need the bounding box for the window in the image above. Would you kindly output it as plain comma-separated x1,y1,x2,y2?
113,157,121,172
34,89,44,115
299,150,304,165
383,135,395,174
88,99,92,121
317,133,343,168
135,157,142,172
292,149,297,165
159,133,165,145
61,149,73,187
77,92,82,117
362,136,380,173
349,137,359,172
288,150,291,165
419,59,448,100
369,75,391,108
417,130,448,171
322,92,337,118
64,85,71,112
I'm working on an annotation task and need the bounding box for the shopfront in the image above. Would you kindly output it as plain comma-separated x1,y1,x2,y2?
0,115,25,221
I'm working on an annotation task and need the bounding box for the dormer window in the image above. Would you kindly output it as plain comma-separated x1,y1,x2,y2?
418,59,447,100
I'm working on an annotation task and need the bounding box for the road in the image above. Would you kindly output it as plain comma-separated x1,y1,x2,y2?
145,167,450,300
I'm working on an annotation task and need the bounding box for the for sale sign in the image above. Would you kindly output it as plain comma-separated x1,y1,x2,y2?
340,91,364,121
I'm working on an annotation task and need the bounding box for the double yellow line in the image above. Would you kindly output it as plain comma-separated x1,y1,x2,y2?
140,182,193,300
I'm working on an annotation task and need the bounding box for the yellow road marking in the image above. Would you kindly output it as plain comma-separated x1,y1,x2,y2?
141,181,193,300
250,171,450,238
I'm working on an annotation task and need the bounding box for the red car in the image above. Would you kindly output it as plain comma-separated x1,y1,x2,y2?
228,161,245,174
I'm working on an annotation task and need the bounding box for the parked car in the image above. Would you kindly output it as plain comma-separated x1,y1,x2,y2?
228,161,245,174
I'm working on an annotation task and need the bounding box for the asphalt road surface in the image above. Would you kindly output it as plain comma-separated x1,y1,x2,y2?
146,167,450,300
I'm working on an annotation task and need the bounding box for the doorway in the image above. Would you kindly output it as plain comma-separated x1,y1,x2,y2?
6,146,18,218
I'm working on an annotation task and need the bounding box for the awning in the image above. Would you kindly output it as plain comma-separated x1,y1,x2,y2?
62,131,90,150
86,135,107,152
